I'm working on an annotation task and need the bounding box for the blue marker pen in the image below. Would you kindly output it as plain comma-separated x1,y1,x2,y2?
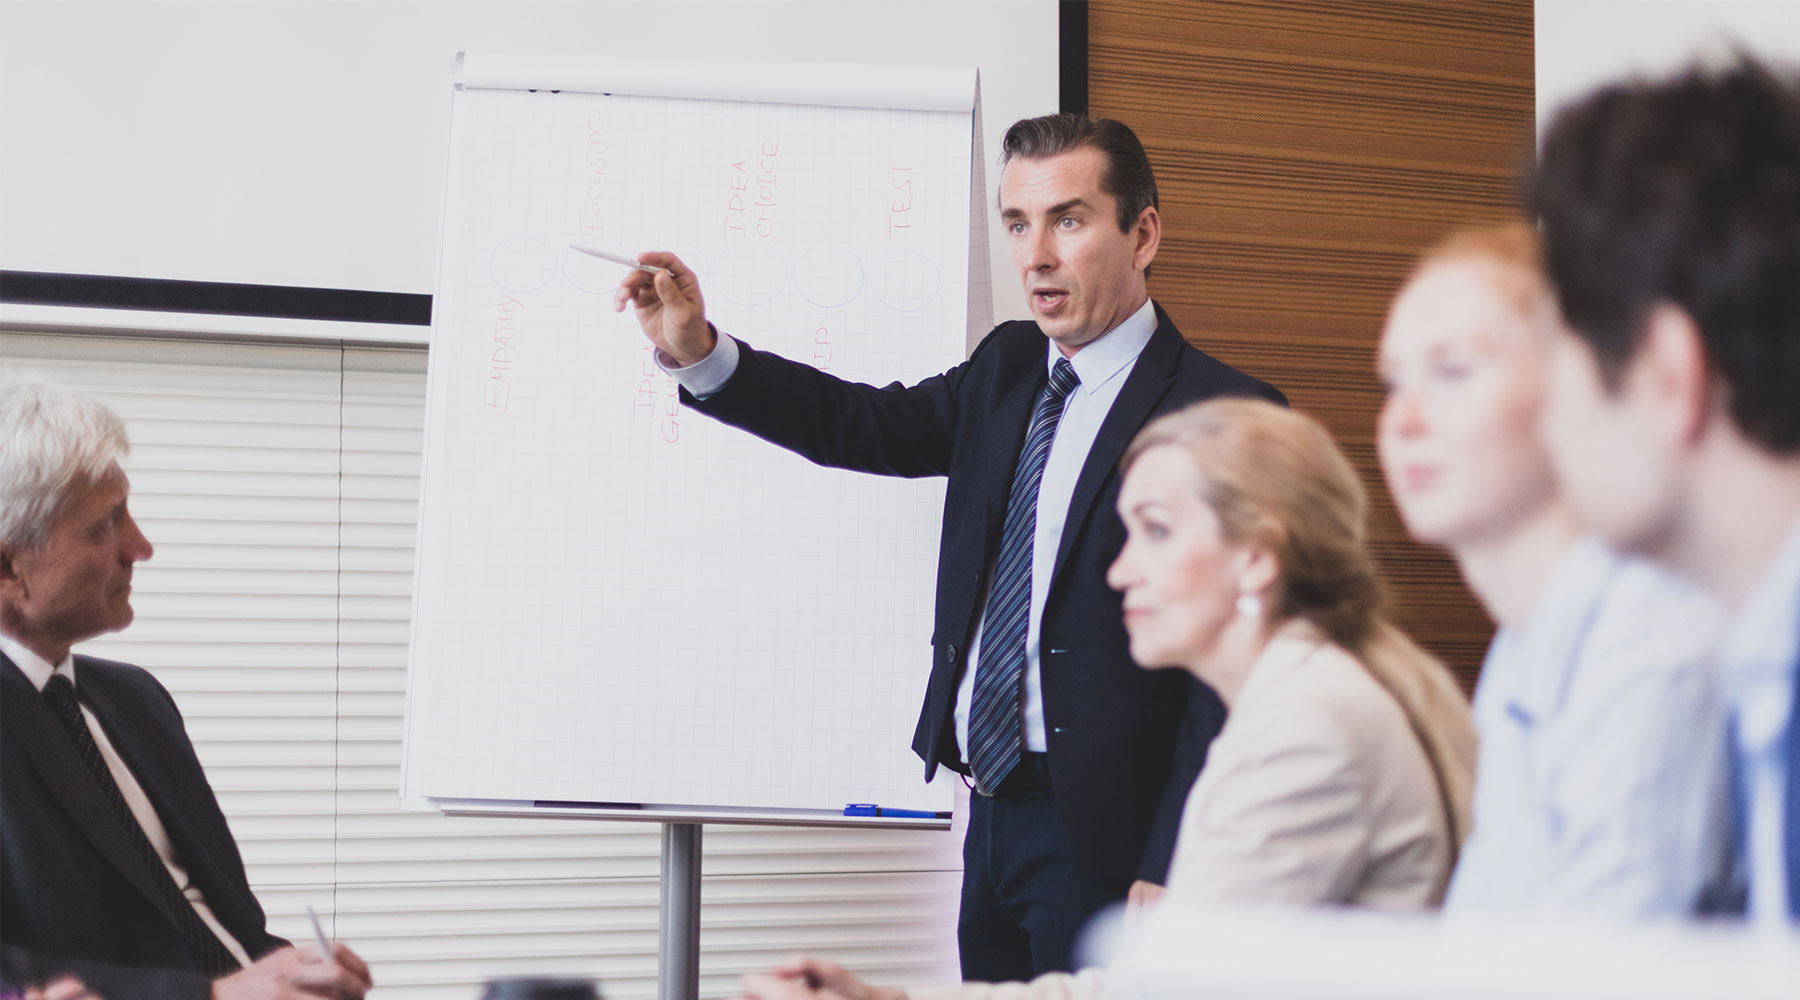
845,804,952,819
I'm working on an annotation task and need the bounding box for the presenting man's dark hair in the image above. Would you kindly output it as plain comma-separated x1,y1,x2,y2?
1530,53,1800,454
1001,114,1159,232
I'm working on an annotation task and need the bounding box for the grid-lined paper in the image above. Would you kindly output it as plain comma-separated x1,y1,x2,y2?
404,68,984,816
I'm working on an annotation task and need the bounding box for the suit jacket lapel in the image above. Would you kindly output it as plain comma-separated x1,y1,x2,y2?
977,343,1052,558
0,652,180,927
1047,312,1182,595
77,656,255,937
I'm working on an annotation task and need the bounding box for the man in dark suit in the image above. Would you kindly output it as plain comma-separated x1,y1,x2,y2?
1529,56,1800,920
0,378,373,999
615,114,1283,978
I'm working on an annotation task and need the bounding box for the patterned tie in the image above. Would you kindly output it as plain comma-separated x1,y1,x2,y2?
968,357,1080,793
42,674,243,978
1699,713,1750,915
1785,615,1800,918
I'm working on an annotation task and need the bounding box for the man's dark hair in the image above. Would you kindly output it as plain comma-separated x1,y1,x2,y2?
1001,114,1159,232
1530,53,1800,454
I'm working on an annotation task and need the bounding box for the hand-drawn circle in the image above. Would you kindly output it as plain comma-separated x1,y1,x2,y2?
713,247,787,307
791,249,864,309
562,245,621,295
872,251,940,313
489,238,560,294
669,241,712,288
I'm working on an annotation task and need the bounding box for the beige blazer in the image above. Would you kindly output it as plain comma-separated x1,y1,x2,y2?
910,627,1453,1000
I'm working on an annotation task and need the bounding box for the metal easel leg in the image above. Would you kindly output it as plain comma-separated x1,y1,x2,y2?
658,821,702,1000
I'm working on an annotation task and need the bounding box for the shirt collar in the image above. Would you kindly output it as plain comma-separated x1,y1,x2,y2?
1046,297,1158,396
1499,536,1622,723
1720,513,1800,687
0,632,75,692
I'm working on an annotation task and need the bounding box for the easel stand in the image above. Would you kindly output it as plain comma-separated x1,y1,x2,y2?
660,822,703,1000
438,802,949,999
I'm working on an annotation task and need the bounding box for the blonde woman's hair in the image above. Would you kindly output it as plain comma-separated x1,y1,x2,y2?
1123,398,1476,857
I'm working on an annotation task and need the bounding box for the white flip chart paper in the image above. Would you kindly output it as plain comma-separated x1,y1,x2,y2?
403,55,988,816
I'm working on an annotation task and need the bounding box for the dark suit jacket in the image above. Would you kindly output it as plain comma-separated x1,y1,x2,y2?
1,651,285,998
689,305,1285,890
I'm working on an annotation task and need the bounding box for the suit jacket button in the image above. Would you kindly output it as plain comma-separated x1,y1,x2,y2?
946,644,958,664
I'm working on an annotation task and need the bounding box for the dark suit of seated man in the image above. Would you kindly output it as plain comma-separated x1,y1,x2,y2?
0,378,373,1000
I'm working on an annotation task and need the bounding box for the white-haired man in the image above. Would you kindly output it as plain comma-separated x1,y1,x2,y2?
0,378,372,999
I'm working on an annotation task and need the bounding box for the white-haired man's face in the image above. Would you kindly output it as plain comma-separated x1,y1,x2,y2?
0,464,154,662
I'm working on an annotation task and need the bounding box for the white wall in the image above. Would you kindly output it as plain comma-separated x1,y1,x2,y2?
0,0,1058,324
0,6,1061,993
1537,0,1800,127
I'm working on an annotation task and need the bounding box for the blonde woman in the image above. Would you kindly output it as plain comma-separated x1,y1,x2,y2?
741,399,1475,1000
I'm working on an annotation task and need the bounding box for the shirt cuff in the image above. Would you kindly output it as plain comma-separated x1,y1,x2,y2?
655,327,739,399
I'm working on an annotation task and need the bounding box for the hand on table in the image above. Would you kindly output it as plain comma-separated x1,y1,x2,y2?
23,976,103,1000
738,956,906,1000
1126,878,1166,914
210,942,372,1000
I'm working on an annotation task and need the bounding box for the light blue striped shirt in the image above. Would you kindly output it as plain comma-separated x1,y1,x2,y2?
1446,537,1729,916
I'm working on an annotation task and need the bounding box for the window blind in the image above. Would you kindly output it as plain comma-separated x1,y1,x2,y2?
1,329,961,999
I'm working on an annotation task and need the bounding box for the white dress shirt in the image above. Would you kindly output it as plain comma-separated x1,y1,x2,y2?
662,298,1161,762
0,634,253,967
1444,537,1727,916
1718,515,1800,924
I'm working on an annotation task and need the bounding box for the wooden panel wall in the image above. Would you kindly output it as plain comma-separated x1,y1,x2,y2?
1088,0,1536,688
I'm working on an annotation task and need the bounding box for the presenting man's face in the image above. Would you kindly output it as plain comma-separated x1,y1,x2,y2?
1000,146,1156,356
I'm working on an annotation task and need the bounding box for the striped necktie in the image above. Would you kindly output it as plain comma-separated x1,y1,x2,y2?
42,673,243,978
968,357,1080,793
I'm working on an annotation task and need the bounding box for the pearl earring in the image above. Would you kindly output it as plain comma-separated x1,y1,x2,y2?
1235,592,1263,619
